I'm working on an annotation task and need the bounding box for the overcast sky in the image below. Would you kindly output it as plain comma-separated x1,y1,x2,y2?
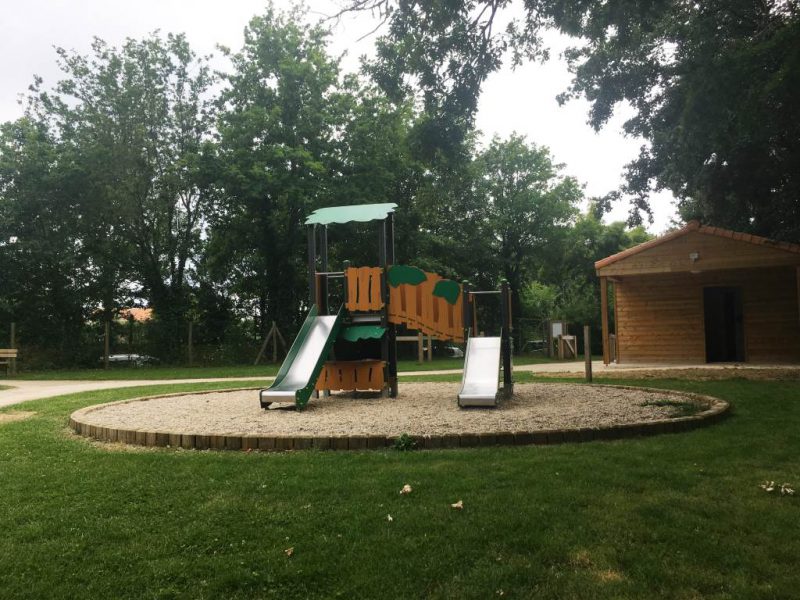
1,0,678,233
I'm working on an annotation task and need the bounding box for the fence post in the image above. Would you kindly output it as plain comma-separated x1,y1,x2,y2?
10,321,16,376
103,320,110,370
187,320,194,367
584,325,592,383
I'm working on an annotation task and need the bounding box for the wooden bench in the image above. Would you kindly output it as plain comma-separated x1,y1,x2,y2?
0,349,18,376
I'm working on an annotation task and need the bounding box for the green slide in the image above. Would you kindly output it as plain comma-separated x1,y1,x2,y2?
259,305,343,409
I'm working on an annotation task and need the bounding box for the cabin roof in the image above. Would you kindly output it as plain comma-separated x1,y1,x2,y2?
595,221,800,275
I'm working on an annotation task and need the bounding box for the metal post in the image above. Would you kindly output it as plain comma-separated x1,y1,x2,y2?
320,225,329,314
307,225,317,306
386,212,395,264
417,331,424,364
472,294,479,338
385,213,398,395
343,260,351,309
500,280,513,397
584,325,593,383
377,219,397,396
462,282,471,339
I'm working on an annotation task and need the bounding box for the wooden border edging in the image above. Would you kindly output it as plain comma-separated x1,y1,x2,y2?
68,385,730,452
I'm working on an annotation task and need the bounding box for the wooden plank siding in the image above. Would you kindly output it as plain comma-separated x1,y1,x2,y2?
599,230,800,277
615,266,800,364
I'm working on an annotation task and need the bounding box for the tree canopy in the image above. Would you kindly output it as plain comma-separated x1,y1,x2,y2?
347,0,800,240
0,4,649,368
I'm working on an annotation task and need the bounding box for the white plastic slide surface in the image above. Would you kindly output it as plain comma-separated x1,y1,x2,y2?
458,336,502,407
260,315,338,402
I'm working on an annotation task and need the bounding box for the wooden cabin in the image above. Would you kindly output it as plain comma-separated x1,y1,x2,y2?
595,221,800,365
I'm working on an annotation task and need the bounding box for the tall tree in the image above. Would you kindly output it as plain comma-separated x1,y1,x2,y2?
0,118,91,363
213,7,342,335
33,34,217,351
475,134,581,340
344,0,800,240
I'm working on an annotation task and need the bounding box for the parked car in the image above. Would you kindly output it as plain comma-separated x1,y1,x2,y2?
443,344,464,358
99,353,159,367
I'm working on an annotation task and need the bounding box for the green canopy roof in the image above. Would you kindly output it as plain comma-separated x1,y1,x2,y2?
305,203,397,226
340,325,386,342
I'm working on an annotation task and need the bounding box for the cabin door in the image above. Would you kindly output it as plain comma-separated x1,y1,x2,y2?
703,286,745,362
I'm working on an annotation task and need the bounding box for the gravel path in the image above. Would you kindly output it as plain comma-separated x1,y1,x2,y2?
78,383,703,438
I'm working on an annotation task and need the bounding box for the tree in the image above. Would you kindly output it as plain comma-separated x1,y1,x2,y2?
33,34,217,353
0,118,92,364
212,7,343,336
554,0,800,240
327,80,426,268
526,209,650,351
475,134,581,342
343,0,800,240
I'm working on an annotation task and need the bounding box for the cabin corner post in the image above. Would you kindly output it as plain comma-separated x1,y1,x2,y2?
600,275,610,365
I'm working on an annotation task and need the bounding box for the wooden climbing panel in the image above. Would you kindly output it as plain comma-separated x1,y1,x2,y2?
345,267,384,311
315,360,386,392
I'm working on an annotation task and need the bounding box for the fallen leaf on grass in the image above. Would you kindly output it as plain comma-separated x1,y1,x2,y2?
400,484,413,495
780,483,795,496
284,547,294,558
760,481,775,492
451,500,463,510
386,514,393,522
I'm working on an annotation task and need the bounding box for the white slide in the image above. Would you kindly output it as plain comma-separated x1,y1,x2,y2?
458,336,502,407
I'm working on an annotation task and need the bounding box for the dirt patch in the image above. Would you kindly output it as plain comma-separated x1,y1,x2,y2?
0,410,36,424
75,383,708,438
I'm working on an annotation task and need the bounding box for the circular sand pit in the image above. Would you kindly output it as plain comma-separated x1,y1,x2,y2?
70,383,728,451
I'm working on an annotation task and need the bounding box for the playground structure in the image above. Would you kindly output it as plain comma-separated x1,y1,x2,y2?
259,203,513,410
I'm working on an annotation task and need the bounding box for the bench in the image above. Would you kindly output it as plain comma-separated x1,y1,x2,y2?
0,349,18,376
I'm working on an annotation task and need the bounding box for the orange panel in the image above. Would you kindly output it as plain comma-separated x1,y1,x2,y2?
386,271,465,342
357,267,371,310
346,267,384,312
369,269,383,310
315,360,386,392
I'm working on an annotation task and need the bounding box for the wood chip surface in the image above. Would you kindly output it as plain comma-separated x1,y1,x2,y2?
79,383,702,437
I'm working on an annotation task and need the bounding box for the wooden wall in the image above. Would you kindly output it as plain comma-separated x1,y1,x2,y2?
615,266,800,364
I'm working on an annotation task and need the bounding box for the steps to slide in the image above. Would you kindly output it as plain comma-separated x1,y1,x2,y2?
260,306,342,409
458,336,502,407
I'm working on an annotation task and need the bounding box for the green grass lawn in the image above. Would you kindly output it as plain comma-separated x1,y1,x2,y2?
6,353,572,380
2,377,798,598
